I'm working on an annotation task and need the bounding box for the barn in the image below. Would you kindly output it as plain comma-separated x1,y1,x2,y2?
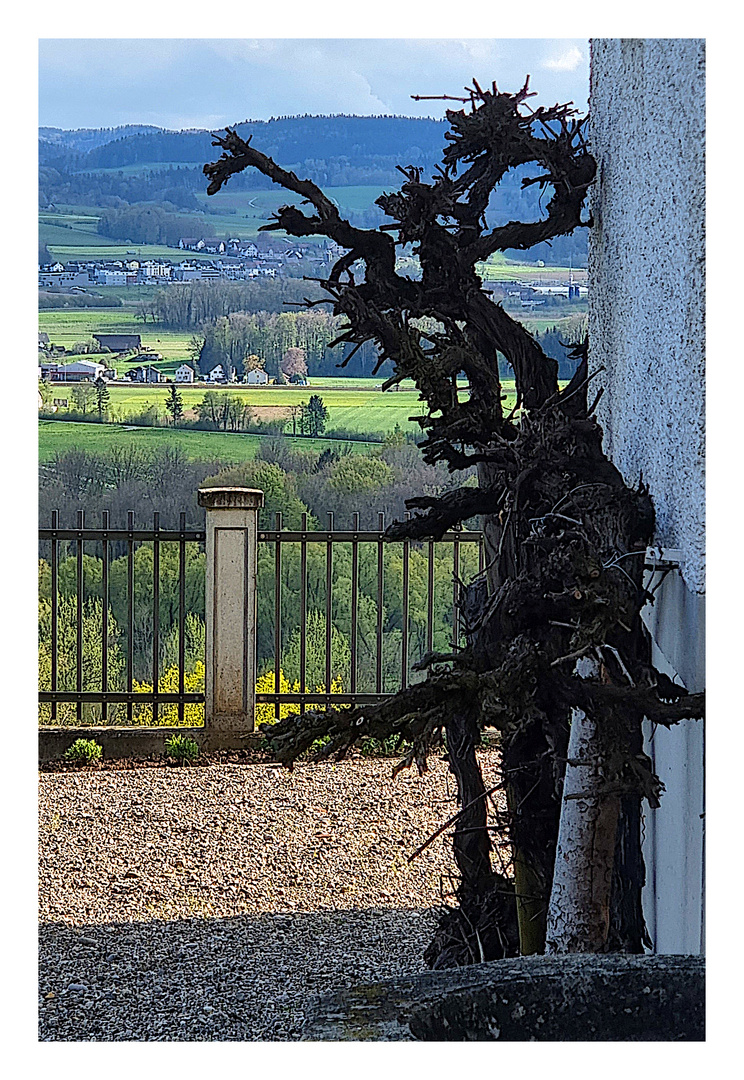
93,333,141,351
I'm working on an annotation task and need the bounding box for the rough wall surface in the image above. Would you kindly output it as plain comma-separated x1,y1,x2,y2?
588,38,705,595
589,38,706,956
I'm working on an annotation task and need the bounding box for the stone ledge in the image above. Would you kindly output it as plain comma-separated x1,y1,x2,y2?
301,954,704,1041
39,728,266,762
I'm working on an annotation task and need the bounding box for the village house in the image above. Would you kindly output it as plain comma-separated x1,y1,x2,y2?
244,368,269,385
126,365,162,384
207,364,226,383
175,364,196,383
140,261,171,278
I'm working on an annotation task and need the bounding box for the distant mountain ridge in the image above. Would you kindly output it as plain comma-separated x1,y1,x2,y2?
39,124,163,154
41,114,450,173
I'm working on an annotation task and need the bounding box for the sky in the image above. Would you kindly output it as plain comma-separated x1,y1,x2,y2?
39,38,589,131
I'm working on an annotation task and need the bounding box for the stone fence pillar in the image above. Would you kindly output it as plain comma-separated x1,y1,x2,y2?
198,487,264,735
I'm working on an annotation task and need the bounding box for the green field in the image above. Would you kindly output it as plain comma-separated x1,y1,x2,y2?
115,385,430,434
38,420,377,463
42,239,224,262
39,310,195,372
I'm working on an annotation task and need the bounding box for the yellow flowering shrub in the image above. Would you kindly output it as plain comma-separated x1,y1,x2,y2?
132,662,206,726
255,669,345,728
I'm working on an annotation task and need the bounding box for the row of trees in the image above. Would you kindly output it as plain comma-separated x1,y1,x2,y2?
97,203,216,246
196,309,380,379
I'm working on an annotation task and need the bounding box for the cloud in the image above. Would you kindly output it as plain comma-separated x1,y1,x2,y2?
39,39,588,130
543,46,584,73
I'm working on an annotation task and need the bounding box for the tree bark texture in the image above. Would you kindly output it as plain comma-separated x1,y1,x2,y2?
546,658,622,953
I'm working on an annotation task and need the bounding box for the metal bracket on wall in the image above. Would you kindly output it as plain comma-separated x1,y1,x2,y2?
643,547,682,598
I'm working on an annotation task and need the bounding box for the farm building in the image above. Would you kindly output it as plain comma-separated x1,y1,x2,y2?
93,333,141,351
244,368,269,385
207,365,226,383
175,364,196,383
39,359,105,382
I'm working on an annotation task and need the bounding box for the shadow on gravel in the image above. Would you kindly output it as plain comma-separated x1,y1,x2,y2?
39,905,438,1041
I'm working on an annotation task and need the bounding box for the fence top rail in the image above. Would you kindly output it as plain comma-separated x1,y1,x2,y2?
39,527,482,543
257,529,483,543
39,528,206,542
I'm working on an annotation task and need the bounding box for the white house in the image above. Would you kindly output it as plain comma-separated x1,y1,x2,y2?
589,38,705,956
175,364,196,383
244,368,269,385
207,364,225,383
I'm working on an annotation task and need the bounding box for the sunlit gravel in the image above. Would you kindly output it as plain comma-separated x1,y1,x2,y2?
39,752,504,1041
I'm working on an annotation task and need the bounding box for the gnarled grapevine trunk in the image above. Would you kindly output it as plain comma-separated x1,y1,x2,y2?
204,78,705,962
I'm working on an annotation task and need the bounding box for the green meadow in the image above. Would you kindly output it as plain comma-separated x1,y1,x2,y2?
38,420,377,463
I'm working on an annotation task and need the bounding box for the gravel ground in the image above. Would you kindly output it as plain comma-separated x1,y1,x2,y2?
39,751,505,1041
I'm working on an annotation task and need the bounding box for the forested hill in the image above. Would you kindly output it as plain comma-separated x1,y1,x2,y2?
39,124,162,154
38,113,588,265
40,115,449,176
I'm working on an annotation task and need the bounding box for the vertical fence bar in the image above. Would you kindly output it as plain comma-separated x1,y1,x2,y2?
350,511,359,695
478,532,485,575
427,539,435,658
152,511,160,726
50,510,58,723
178,510,186,726
452,523,461,649
325,511,333,702
402,511,410,689
274,511,282,720
76,509,84,723
300,511,308,708
376,511,384,694
101,510,109,726
126,509,134,724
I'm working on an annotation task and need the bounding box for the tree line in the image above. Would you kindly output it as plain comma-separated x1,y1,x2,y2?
97,202,215,246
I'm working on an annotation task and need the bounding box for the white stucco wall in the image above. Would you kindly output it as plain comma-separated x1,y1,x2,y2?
588,37,705,596
588,38,706,955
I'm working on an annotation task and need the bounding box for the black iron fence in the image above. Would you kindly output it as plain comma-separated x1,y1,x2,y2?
256,511,483,718
38,510,206,726
38,507,484,727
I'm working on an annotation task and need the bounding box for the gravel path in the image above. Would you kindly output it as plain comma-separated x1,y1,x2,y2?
39,751,504,1041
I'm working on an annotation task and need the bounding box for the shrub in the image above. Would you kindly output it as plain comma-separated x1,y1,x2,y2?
359,733,410,757
63,738,103,765
165,734,200,764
